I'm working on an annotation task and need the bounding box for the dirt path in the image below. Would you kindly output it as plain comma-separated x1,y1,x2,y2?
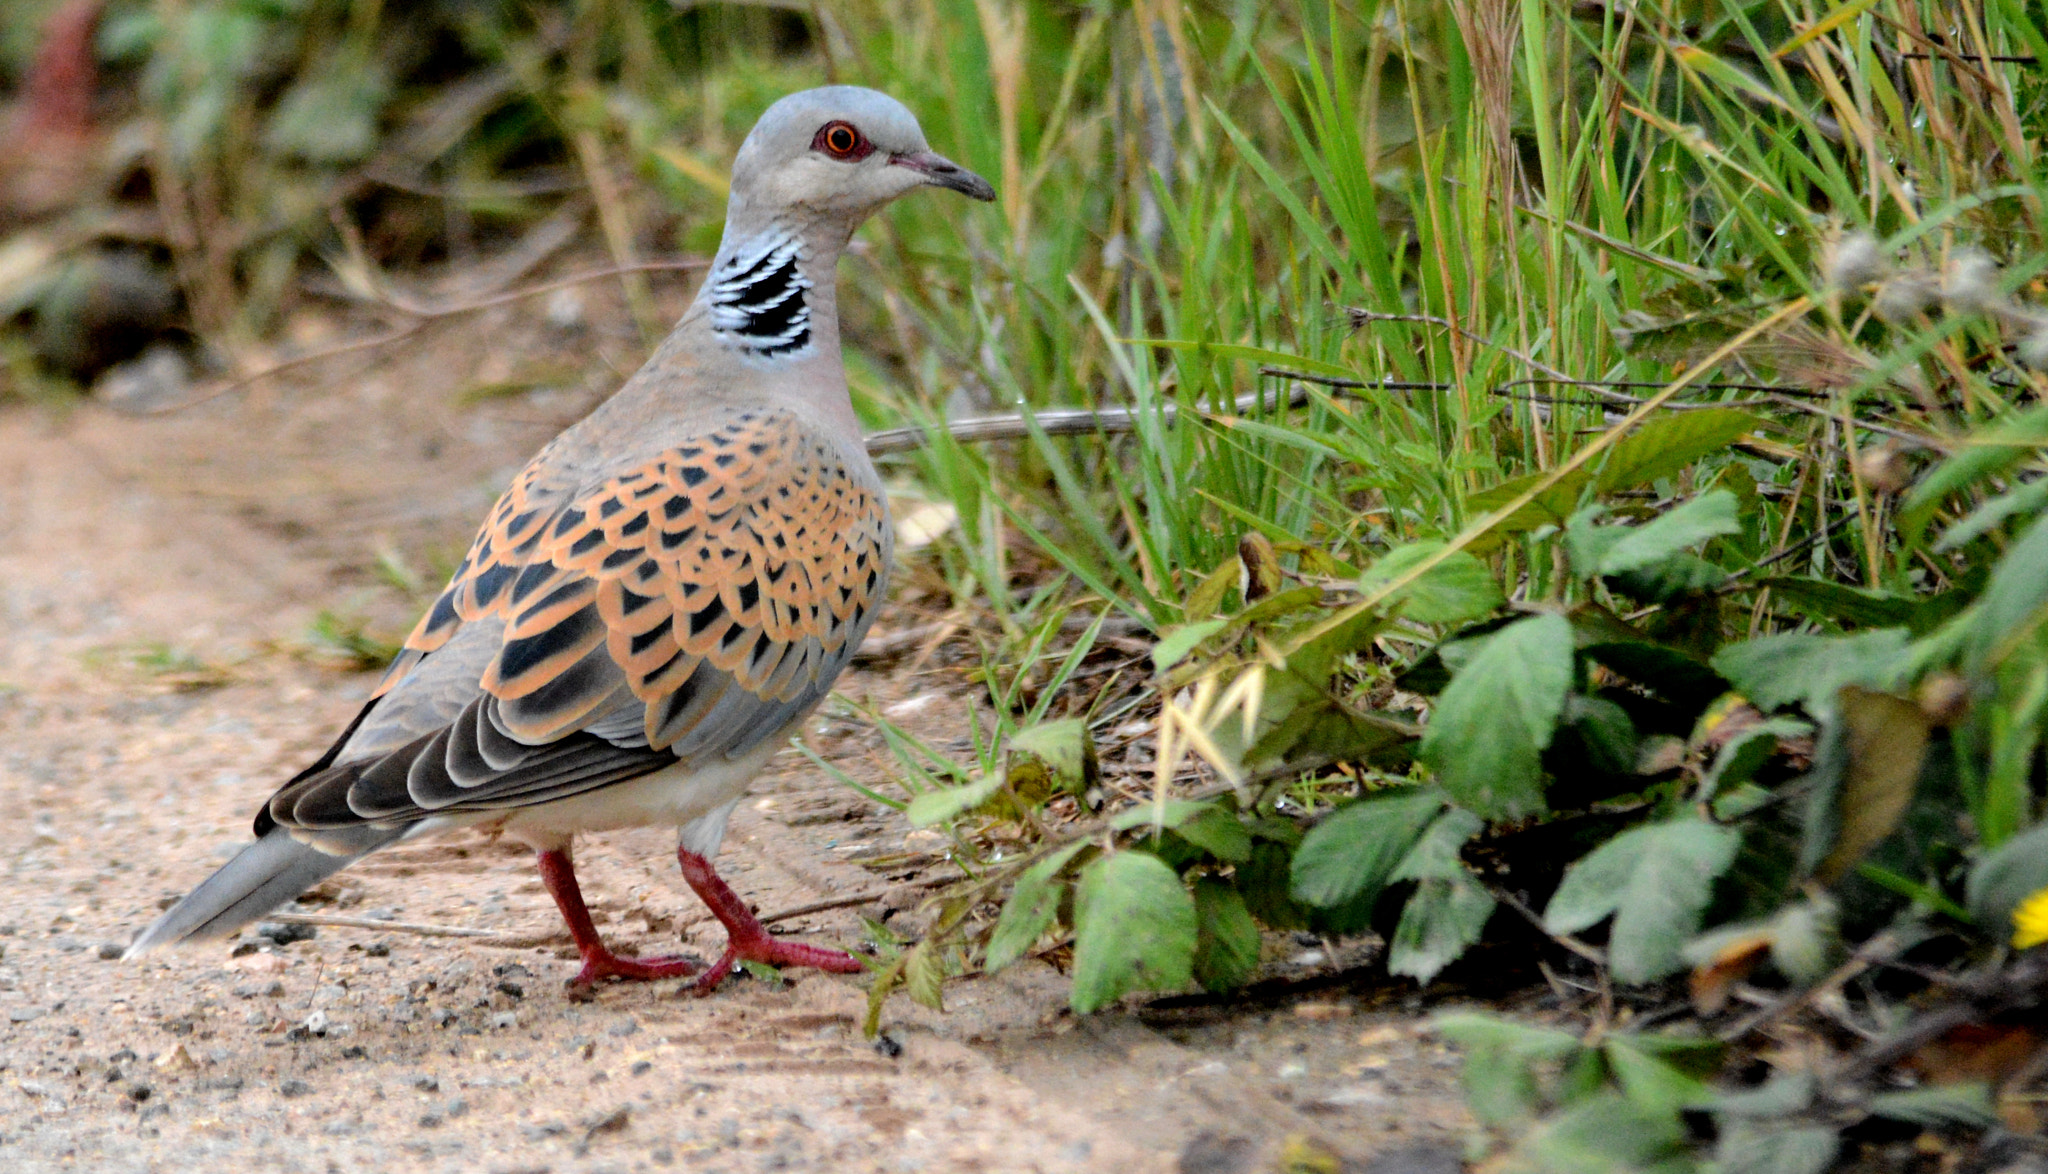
0,312,1472,1173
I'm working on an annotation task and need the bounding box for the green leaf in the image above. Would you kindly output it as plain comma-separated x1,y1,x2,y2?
1758,577,1925,629
1899,401,2048,544
1152,618,1230,672
1936,477,2048,553
1710,629,1910,716
1597,409,1765,494
984,840,1090,974
903,939,945,1010
1110,800,1252,862
1867,1083,1999,1129
1388,875,1494,984
1070,852,1197,1013
1006,718,1096,799
1603,1035,1715,1117
1190,878,1261,993
1963,511,2048,674
1419,614,1574,821
1715,1123,1839,1174
1359,542,1505,625
1585,490,1741,577
1173,804,1253,862
904,773,1005,827
1816,687,1931,884
1435,1012,1584,1126
1700,718,1811,798
1289,789,1447,908
1544,819,1743,984
1582,641,1731,709
1508,1092,1693,1171
1965,819,2048,934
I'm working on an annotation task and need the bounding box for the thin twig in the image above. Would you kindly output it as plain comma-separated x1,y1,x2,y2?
678,888,899,929
265,912,506,939
864,384,1329,455
1344,307,1578,381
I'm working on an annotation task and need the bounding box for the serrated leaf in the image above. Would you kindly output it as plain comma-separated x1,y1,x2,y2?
1597,409,1764,493
1544,819,1742,984
904,773,1005,827
903,939,945,1010
984,840,1090,974
1710,629,1910,717
1070,853,1197,1013
1419,614,1574,821
1603,1035,1715,1116
1435,1012,1584,1125
1359,542,1504,625
1289,789,1447,907
1758,576,1924,629
1392,808,1485,882
1007,718,1096,797
1174,804,1253,862
1388,875,1494,984
1591,490,1741,577
1582,641,1731,708
1110,800,1253,862
1191,878,1261,993
862,952,908,1039
1700,717,1810,798
1509,1091,1692,1172
1715,1123,1839,1174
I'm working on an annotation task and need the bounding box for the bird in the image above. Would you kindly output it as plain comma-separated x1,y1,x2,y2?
125,86,996,994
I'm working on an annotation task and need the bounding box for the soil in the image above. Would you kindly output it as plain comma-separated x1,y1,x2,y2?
0,284,1475,1173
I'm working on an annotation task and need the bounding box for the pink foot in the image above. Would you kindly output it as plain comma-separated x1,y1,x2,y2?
570,950,700,987
678,847,865,996
536,848,701,988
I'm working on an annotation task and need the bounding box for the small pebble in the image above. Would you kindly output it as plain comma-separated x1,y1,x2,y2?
254,922,317,947
608,1018,638,1037
278,1080,313,1098
96,943,124,961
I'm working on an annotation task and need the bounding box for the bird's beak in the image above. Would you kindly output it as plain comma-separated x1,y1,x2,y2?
889,150,996,202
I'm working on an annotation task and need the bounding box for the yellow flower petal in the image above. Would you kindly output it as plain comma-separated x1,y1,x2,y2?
2012,887,2048,950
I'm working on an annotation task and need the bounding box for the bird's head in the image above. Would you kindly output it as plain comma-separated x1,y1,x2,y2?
727,86,995,223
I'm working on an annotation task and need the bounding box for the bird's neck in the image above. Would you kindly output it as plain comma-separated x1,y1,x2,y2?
692,213,857,365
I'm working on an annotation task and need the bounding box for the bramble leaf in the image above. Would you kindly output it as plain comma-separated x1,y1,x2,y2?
1070,852,1197,1013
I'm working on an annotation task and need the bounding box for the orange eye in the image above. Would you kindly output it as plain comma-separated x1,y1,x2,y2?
812,121,871,160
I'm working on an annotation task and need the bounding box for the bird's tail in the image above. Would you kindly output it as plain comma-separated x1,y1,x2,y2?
123,825,403,957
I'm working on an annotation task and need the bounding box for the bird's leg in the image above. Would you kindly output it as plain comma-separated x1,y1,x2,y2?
676,847,865,996
535,848,699,986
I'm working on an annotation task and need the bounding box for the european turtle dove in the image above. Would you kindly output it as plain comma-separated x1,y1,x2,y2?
125,87,995,994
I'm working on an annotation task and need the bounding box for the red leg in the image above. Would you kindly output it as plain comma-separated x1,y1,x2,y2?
677,847,864,996
536,848,699,986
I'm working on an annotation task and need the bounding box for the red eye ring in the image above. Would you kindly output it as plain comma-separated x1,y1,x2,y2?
812,120,872,161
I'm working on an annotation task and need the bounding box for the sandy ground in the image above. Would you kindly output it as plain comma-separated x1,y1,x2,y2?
0,295,1474,1173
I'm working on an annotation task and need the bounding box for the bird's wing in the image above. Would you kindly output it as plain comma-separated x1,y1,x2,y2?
259,405,891,835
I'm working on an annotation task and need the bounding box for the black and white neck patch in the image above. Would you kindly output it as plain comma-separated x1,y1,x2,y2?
707,233,812,357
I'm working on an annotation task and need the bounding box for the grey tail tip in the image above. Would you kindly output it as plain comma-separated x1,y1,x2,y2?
122,826,400,960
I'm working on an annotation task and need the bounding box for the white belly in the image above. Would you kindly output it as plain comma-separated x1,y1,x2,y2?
416,735,786,854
